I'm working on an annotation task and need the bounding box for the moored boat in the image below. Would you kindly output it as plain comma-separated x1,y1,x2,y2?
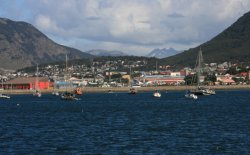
61,92,76,100
129,88,137,94
153,90,161,97
74,87,82,95
185,91,198,99
0,93,10,99
190,48,216,96
33,90,42,97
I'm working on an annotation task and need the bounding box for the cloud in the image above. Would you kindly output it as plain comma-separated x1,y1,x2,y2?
1,0,250,55
168,13,184,18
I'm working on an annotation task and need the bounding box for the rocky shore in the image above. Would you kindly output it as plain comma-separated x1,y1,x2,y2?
1,85,250,95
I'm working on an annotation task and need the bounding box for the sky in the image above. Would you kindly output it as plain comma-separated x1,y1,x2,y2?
0,0,250,56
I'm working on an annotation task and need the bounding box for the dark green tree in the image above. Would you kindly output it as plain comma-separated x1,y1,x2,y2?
184,74,197,85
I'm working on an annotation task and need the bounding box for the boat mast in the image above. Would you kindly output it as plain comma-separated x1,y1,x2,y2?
1,78,3,90
196,47,203,88
36,64,39,90
65,54,68,91
156,60,158,72
130,65,132,87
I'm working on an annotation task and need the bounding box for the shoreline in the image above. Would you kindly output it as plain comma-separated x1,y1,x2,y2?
1,85,250,95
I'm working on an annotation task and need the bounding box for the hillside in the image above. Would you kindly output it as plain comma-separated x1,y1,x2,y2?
0,18,93,70
162,11,250,68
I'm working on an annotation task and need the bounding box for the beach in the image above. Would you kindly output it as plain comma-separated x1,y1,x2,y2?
1,85,250,94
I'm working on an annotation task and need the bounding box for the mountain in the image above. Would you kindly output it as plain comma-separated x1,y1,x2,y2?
146,48,180,58
0,18,93,70
162,11,250,68
86,49,127,56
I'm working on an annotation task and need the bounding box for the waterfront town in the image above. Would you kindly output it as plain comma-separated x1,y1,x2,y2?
0,58,249,92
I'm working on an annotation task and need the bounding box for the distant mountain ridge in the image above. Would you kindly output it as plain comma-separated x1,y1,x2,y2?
0,18,93,70
162,11,250,68
146,48,180,58
86,49,127,56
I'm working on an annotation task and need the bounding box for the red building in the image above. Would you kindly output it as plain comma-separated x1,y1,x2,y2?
2,77,52,90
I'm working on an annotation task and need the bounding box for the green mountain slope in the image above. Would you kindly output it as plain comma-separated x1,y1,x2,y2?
162,11,250,68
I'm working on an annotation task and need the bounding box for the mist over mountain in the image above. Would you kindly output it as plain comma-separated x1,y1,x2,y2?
86,49,127,57
146,48,181,58
0,18,93,70
162,11,250,68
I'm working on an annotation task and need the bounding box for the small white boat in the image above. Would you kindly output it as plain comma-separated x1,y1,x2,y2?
185,93,198,100
153,90,161,98
33,91,42,97
0,94,10,99
52,91,60,96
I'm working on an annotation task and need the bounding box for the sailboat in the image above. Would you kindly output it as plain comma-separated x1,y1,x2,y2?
152,60,161,97
33,64,42,97
61,54,76,100
190,48,215,95
52,82,60,96
128,66,137,94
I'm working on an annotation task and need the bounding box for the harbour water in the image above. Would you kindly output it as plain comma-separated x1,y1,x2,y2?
0,90,249,154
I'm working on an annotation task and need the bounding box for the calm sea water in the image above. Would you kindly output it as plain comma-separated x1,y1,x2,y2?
0,90,249,154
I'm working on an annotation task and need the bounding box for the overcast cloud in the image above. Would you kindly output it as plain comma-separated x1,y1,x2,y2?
0,0,250,55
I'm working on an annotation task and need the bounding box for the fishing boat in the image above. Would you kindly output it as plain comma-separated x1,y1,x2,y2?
190,48,216,95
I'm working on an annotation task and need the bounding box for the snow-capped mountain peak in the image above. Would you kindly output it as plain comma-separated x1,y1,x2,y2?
145,48,180,58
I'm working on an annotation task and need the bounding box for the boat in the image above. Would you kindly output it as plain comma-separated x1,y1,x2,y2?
185,90,198,99
129,87,137,94
52,91,60,96
128,66,137,94
0,93,10,99
153,90,161,97
61,54,77,100
33,64,42,97
33,90,42,97
74,87,82,95
0,79,10,99
61,92,76,100
152,61,161,98
52,79,60,96
107,90,113,93
190,48,216,96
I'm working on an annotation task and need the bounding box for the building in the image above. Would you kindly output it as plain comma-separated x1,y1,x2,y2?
216,74,236,85
2,77,51,90
142,75,185,85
